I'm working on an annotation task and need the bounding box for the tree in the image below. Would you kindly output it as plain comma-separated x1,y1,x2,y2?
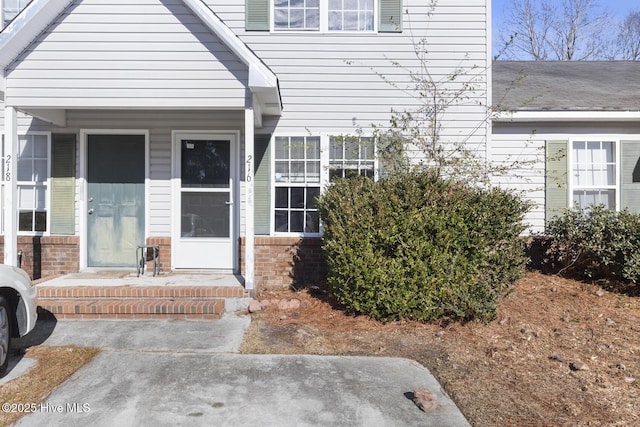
617,10,640,60
317,2,535,323
499,0,613,60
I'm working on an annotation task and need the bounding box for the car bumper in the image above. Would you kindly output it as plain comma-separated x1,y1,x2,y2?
22,283,38,336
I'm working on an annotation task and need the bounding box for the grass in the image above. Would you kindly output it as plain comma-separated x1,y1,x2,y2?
0,346,100,426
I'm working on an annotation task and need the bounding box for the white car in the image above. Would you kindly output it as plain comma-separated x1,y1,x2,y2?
0,265,38,376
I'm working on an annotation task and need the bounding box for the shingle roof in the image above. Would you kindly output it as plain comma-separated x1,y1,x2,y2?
493,61,640,112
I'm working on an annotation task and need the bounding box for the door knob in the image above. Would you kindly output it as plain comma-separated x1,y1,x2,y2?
88,208,94,215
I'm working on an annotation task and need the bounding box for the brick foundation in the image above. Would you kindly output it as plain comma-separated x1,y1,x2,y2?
0,236,80,280
240,237,327,288
0,236,172,280
1,234,325,286
145,237,172,274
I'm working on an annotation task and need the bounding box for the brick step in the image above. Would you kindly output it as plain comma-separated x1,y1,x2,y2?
35,286,251,319
37,298,226,320
36,286,249,299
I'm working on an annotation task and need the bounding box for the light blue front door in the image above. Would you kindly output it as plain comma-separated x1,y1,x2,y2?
87,135,145,267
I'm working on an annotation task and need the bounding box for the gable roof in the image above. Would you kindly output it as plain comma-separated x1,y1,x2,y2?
0,0,281,116
493,61,640,113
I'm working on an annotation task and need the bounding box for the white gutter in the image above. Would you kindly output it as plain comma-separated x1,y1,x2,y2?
494,111,640,122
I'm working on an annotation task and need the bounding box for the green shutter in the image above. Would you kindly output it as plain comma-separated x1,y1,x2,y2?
246,0,269,31
50,134,76,235
254,135,271,235
379,0,403,33
545,140,568,225
621,140,640,214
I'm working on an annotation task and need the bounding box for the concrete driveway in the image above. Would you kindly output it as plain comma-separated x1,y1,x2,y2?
8,315,470,427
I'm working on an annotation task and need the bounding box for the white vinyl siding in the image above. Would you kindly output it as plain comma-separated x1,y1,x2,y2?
213,0,489,142
2,0,490,240
4,0,249,109
491,122,640,233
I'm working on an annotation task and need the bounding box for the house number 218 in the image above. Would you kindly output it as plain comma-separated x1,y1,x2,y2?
4,155,11,182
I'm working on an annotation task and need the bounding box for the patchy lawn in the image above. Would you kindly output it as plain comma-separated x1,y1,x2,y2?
241,272,640,426
0,346,100,427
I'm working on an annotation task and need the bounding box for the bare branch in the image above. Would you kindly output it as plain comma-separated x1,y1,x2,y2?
617,10,640,60
499,0,614,60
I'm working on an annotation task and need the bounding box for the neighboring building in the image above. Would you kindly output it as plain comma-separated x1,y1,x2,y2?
0,0,491,288
492,61,640,234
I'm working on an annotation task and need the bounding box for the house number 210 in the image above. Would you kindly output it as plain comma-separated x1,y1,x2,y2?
4,155,11,182
246,154,252,183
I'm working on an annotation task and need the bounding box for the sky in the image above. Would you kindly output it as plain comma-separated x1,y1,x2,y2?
492,0,638,56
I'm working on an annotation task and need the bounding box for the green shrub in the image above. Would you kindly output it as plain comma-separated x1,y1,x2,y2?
316,170,530,323
545,205,640,283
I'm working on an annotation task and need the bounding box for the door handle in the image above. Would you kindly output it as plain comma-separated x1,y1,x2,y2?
225,201,233,205
88,208,94,215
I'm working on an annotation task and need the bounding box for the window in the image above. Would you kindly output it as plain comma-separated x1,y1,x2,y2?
329,136,375,180
271,134,378,235
274,136,321,233
1,0,29,28
246,0,401,32
328,0,374,31
274,0,320,30
16,134,50,233
546,138,640,224
271,0,380,32
571,140,616,209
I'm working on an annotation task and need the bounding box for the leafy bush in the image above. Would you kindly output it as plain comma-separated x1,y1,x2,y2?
545,205,640,283
317,170,530,322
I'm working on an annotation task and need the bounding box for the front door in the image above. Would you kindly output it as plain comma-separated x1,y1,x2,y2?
173,133,235,269
87,134,145,267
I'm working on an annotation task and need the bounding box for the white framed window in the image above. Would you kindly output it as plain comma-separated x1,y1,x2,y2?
329,135,376,180
16,133,50,234
272,0,376,32
1,0,29,28
571,139,618,210
328,0,374,31
271,134,378,236
273,136,321,233
274,0,320,30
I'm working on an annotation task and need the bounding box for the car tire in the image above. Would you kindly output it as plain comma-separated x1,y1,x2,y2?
0,296,11,376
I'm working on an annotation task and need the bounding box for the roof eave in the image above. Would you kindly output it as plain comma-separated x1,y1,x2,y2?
493,110,640,122
182,0,282,117
0,0,73,71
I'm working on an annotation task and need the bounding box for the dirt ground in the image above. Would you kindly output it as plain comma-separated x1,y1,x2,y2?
241,272,640,426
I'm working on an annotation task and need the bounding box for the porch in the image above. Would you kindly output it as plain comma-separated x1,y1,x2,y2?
34,270,250,320
0,0,283,293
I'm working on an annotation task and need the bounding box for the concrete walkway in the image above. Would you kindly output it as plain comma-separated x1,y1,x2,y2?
7,316,470,427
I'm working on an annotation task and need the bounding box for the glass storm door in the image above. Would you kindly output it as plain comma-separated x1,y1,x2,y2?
174,135,235,269
87,134,145,267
